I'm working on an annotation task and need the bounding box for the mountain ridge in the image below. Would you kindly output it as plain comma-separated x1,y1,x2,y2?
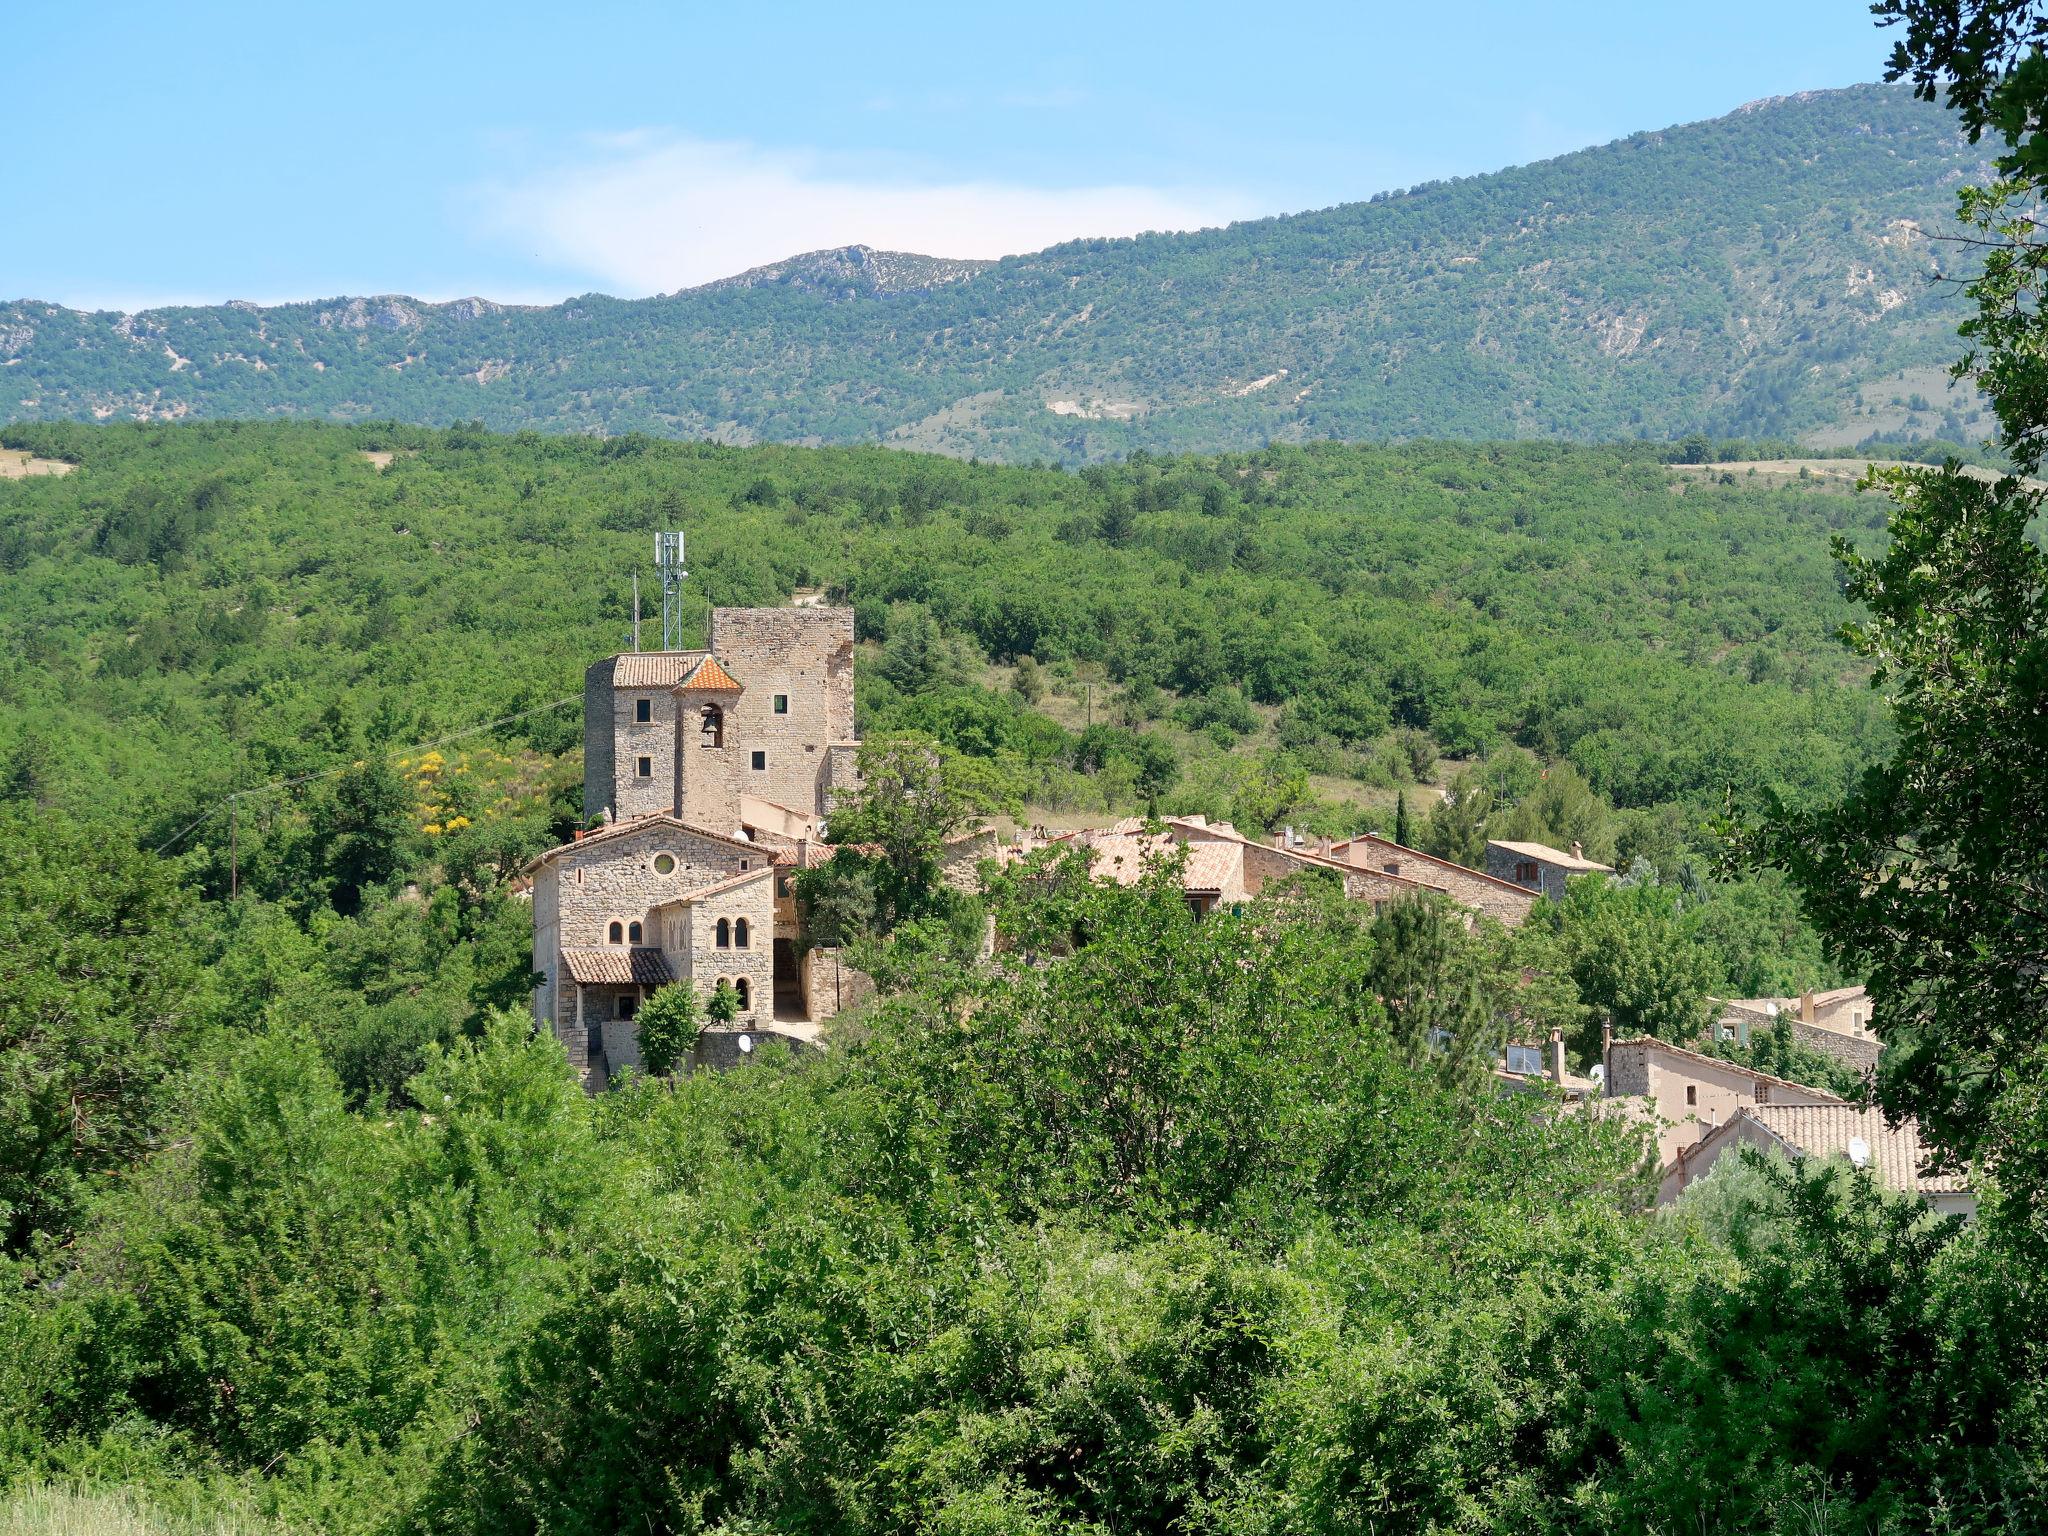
0,83,1994,460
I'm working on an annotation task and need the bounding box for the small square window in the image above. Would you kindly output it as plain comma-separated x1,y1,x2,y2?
636,755,653,778
1755,1083,1772,1104
1686,1085,1698,1106
635,697,652,724
773,694,789,714
751,750,766,770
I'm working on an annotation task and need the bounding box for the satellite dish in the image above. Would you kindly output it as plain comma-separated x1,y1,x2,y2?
1765,1001,1779,1017
737,1033,753,1055
1848,1136,1871,1168
1589,1064,1606,1089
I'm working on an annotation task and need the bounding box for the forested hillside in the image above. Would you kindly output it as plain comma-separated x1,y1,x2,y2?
1,86,1993,460
0,419,1888,854
9,422,2046,1535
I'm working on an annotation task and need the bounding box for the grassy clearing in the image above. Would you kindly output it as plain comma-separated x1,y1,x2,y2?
0,1484,279,1536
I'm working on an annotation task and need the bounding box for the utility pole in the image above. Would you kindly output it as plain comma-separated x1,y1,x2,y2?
631,571,642,651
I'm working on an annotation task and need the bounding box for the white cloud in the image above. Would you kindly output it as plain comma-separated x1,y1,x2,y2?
478,134,1258,297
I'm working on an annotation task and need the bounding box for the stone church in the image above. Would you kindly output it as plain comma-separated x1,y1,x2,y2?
527,603,865,1087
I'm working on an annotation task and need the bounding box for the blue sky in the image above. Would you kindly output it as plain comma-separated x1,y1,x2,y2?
6,0,1897,310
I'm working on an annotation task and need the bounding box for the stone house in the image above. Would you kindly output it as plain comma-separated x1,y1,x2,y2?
533,603,865,1088
1328,832,1538,926
1036,815,1450,918
1662,1103,1974,1218
1602,1034,1845,1172
1485,838,1614,902
1715,985,1881,1074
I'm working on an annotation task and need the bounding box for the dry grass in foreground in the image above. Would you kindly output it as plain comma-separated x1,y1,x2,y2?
0,1483,281,1536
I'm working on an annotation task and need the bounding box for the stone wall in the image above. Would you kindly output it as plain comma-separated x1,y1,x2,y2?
823,742,861,818
675,684,744,834
679,872,776,1025
689,1026,815,1073
707,606,856,816
554,819,757,950
803,946,875,1023
1794,1019,1881,1073
938,828,999,893
1346,835,1536,926
1340,867,1434,911
581,661,615,823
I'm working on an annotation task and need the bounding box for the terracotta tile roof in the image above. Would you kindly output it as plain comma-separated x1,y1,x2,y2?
1072,828,1238,894
675,654,743,693
1731,1104,1969,1196
561,947,675,986
1164,817,1452,896
1488,838,1614,873
610,651,709,688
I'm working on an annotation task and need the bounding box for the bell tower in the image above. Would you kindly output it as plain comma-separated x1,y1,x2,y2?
672,655,744,834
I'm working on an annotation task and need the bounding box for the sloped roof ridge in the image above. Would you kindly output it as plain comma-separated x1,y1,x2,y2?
676,653,744,693
1489,837,1615,871
1609,1034,1849,1101
1335,832,1543,895
523,814,761,872
656,865,775,907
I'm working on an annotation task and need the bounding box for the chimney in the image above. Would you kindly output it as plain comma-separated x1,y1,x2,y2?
1800,988,1815,1024
1571,840,1584,860
1316,834,1333,858
1548,1027,1566,1085
1601,1019,1613,1091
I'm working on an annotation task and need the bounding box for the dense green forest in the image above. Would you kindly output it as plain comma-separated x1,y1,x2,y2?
11,419,2045,1533
0,419,1894,851
0,85,1995,459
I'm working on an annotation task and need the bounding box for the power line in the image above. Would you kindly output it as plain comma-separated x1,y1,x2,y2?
151,694,581,859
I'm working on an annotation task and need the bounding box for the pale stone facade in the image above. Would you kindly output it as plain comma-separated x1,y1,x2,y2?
706,606,856,818
538,603,870,1089
1330,834,1538,926
1485,838,1614,902
1602,1035,1842,1172
529,816,771,1081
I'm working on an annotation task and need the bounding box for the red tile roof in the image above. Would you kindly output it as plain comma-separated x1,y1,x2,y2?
610,651,710,687
561,947,675,986
1720,1104,1969,1196
676,654,743,693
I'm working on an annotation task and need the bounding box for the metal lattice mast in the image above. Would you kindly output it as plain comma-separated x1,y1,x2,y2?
655,531,687,650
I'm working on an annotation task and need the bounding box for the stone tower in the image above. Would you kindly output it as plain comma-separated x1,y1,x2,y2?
671,654,745,834
705,606,856,816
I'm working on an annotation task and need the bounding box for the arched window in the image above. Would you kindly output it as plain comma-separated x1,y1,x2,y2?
734,977,751,1012
715,917,731,948
607,920,623,944
734,918,750,949
627,921,643,944
699,704,724,749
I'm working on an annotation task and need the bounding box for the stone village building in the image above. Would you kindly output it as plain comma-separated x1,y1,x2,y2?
528,604,866,1088
530,599,1943,1216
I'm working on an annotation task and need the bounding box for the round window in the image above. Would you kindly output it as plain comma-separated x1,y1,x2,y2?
653,852,677,875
